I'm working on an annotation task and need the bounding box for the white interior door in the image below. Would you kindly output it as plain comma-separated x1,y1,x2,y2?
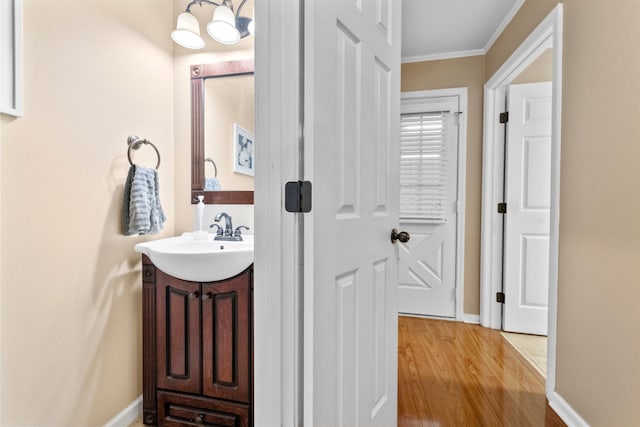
503,82,552,335
398,97,460,318
304,0,401,426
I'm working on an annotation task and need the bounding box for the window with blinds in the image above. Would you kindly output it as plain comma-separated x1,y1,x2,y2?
400,111,450,222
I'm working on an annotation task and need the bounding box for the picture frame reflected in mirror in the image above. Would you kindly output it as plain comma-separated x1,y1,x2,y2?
233,123,254,177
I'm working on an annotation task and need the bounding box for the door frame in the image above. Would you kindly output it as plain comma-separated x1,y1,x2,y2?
253,0,302,425
479,4,563,399
400,88,468,321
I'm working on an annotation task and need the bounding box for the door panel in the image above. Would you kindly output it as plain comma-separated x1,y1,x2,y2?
155,271,201,393
503,82,552,335
202,270,251,403
304,0,400,425
520,234,550,307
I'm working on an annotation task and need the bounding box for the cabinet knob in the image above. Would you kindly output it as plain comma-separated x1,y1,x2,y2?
201,292,213,301
188,291,199,300
195,414,205,424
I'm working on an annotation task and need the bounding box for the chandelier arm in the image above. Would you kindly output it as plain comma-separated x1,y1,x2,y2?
185,0,224,13
235,0,248,17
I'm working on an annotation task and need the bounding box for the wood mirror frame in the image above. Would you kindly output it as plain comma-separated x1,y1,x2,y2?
191,59,255,204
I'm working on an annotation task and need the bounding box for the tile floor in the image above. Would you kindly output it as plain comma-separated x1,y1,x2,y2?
501,331,547,378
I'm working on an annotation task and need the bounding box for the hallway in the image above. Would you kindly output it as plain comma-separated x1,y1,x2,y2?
398,317,565,426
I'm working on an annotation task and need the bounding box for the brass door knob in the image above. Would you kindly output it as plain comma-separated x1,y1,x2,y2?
391,228,410,244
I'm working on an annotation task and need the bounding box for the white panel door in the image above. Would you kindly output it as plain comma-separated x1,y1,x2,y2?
304,0,401,426
503,82,552,335
398,100,459,318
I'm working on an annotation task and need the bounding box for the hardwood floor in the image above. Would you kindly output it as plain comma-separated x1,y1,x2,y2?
398,316,566,427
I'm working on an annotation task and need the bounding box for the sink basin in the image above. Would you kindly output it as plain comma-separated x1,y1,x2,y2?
134,233,254,282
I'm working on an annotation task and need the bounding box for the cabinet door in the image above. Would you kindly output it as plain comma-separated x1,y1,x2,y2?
156,270,201,393
201,269,251,403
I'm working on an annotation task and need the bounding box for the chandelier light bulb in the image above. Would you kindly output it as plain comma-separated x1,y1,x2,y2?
207,5,241,45
171,12,205,49
170,1,254,48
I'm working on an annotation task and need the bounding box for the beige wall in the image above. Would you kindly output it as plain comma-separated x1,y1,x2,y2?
485,0,557,79
0,1,174,425
401,55,485,315
512,48,553,84
557,1,640,425
487,0,640,425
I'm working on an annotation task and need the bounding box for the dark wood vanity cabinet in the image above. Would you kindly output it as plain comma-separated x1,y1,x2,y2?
141,255,253,426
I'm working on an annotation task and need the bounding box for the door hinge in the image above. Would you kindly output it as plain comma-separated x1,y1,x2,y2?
496,292,505,304
285,181,312,213
499,111,509,124
497,202,507,214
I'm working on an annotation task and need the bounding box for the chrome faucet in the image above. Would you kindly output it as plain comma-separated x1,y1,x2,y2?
211,212,249,241
214,212,233,237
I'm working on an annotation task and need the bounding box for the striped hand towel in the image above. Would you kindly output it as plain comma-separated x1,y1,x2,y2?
204,177,222,191
122,165,166,235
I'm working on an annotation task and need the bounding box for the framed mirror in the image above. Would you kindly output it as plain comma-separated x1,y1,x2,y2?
191,59,254,204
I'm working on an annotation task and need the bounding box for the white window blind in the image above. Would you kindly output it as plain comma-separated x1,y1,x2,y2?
400,111,450,222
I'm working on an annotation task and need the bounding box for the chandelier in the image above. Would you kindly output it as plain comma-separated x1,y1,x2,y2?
172,0,254,49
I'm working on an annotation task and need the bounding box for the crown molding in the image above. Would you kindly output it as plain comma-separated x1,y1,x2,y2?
401,49,484,64
401,0,526,65
483,0,526,52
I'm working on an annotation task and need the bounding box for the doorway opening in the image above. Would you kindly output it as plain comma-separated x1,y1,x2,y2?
398,88,467,320
501,77,554,379
480,4,563,397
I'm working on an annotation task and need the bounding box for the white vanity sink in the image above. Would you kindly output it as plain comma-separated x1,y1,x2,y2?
134,233,254,282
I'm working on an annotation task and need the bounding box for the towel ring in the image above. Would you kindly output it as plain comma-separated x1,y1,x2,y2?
205,157,218,177
127,135,160,169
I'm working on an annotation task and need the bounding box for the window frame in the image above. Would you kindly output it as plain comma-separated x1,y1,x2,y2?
1,0,23,117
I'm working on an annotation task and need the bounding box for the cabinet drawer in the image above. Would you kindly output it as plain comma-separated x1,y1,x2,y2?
157,391,250,427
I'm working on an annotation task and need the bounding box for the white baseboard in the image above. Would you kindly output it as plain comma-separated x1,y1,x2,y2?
548,391,589,427
463,314,480,324
103,395,142,427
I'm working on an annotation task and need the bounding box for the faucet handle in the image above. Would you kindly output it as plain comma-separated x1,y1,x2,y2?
209,223,224,236
234,226,250,237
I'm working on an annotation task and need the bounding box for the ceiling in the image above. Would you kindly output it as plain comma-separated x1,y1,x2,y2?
402,0,523,62
174,0,521,60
